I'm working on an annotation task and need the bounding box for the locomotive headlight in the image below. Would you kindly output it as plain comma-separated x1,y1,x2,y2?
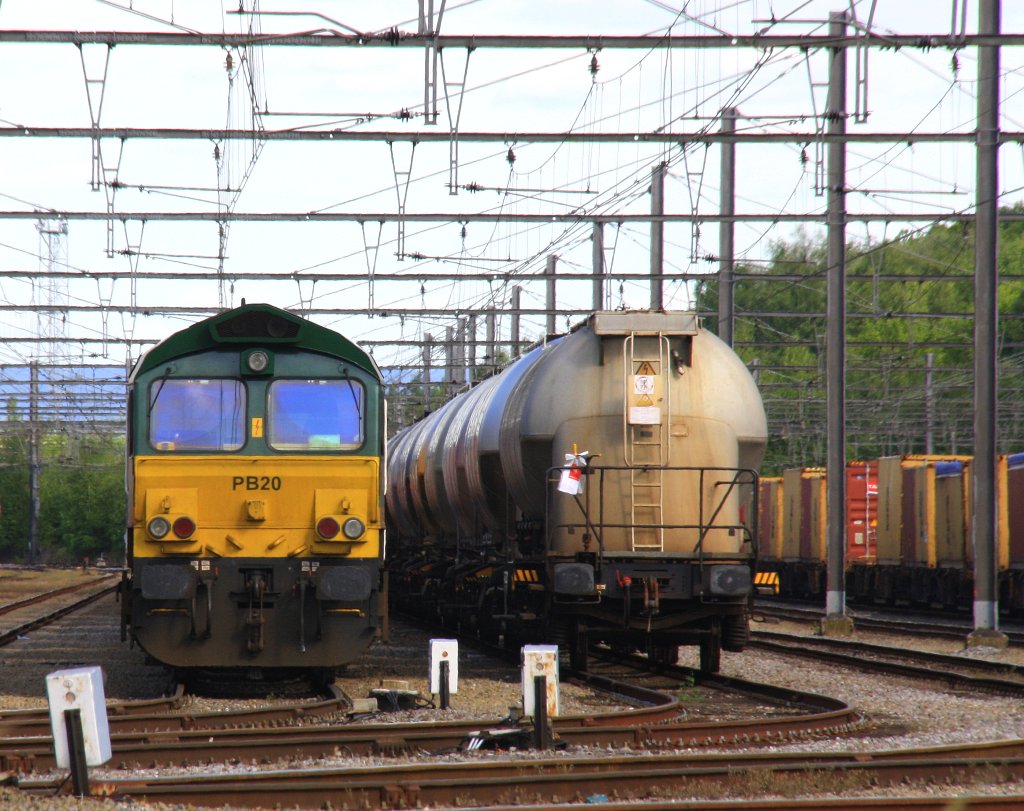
147,516,171,540
242,349,273,375
342,517,366,540
247,350,269,372
316,516,341,540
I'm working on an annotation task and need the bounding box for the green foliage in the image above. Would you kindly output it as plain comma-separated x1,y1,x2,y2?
0,431,30,561
0,430,125,565
697,213,1024,473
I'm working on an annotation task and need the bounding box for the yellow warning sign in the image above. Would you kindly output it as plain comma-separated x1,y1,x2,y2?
251,417,264,438
628,366,662,425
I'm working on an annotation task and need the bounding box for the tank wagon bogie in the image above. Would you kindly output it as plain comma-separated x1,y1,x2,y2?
386,311,768,672
124,303,385,678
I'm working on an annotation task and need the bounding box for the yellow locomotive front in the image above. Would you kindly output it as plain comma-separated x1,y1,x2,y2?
124,305,385,677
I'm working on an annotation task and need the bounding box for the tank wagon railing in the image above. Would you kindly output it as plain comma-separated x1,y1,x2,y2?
543,464,760,569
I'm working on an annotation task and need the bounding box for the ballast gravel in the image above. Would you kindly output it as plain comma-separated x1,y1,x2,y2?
3,610,1024,808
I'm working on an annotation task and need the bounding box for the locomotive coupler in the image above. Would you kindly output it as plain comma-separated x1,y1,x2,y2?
246,573,266,654
642,577,661,614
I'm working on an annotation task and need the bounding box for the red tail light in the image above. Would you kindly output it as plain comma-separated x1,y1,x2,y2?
317,516,340,540
172,516,196,539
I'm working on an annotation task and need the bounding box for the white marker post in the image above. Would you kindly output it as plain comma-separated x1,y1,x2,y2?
429,638,458,709
521,644,559,748
46,666,112,797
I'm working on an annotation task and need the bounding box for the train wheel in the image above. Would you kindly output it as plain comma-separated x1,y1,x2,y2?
722,610,750,653
569,624,589,671
699,636,721,674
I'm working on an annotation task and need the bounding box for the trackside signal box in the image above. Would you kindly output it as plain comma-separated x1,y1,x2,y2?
521,644,560,717
46,665,112,768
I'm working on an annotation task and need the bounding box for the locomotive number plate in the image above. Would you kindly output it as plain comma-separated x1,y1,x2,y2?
231,475,282,491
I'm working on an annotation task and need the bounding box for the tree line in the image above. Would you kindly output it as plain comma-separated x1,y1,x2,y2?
695,205,1024,473
0,425,124,565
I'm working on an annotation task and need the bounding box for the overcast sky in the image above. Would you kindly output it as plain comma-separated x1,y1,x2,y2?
1,0,1022,381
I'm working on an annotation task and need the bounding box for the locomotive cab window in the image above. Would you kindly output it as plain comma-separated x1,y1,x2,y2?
268,379,364,451
149,378,246,451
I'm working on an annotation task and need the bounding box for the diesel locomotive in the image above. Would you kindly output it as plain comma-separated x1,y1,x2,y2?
386,310,768,672
122,303,385,679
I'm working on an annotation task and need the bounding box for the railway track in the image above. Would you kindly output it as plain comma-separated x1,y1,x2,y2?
14,737,1024,809
0,577,119,648
0,658,858,773
0,574,118,619
755,599,1024,645
749,630,1024,695
3,579,1023,808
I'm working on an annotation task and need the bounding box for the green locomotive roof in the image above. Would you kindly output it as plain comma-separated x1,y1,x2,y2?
132,303,380,380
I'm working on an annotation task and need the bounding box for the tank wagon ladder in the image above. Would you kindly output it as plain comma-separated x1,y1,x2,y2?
623,332,671,552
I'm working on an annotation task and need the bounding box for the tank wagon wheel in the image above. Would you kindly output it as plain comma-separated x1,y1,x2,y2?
567,623,589,671
722,610,751,653
699,636,722,674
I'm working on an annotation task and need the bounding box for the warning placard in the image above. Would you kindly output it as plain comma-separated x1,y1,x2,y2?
628,367,662,425
633,375,655,395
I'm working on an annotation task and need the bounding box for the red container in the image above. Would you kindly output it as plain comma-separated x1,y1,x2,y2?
846,462,878,560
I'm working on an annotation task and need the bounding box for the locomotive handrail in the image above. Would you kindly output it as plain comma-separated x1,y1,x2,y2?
544,464,760,568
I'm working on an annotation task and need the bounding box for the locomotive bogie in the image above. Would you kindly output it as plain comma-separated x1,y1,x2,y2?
129,557,379,670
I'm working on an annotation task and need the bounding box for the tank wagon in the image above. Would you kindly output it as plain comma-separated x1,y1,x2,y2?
122,303,385,680
387,311,768,672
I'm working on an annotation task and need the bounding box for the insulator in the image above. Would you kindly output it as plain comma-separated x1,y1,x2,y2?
460,225,467,239
506,147,516,165
589,53,599,77
225,52,233,71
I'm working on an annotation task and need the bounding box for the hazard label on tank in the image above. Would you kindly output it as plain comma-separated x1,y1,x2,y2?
633,375,656,395
628,366,662,424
